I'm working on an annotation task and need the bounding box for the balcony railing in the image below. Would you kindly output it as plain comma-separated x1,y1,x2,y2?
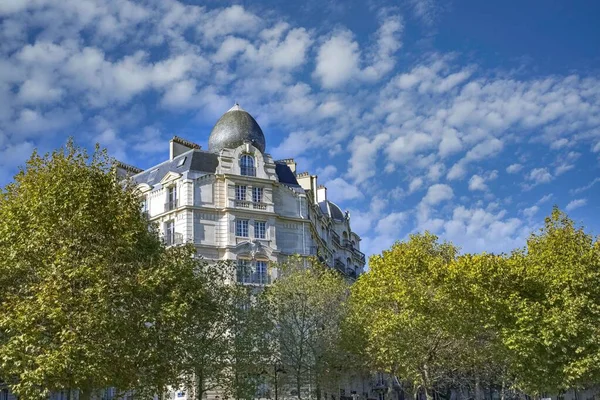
334,258,346,273
237,269,271,285
331,231,341,247
346,268,357,279
231,199,270,211
164,199,179,212
353,249,366,263
164,232,184,246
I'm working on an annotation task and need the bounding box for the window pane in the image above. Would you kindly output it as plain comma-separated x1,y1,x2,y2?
237,259,250,283
236,219,249,237
235,185,247,200
252,187,263,203
240,155,255,176
256,221,266,239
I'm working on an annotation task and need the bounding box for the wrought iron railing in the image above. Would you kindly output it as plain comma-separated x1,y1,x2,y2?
237,268,271,285
164,198,179,212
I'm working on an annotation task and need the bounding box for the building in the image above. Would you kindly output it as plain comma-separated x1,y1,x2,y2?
120,103,366,283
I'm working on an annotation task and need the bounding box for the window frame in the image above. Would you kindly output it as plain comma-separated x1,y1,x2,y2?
252,186,263,203
235,219,249,237
235,184,247,201
240,154,256,176
255,221,266,239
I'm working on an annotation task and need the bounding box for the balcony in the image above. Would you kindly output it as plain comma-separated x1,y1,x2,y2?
334,258,346,274
230,199,272,212
237,269,271,285
346,268,357,279
331,231,341,247
164,232,184,246
353,248,366,263
164,198,179,212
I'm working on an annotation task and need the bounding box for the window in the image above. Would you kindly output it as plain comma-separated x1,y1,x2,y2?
240,154,255,176
252,187,263,203
235,185,247,201
256,260,268,284
237,259,251,283
141,195,148,214
237,259,269,284
176,156,186,168
236,219,249,237
255,221,266,239
166,185,177,211
165,220,175,245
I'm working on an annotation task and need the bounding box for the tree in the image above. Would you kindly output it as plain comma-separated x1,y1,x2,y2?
0,141,212,399
497,209,600,394
266,257,349,400
347,233,464,400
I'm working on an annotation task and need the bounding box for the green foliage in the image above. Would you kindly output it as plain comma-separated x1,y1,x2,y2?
0,141,213,399
347,209,600,398
266,257,350,400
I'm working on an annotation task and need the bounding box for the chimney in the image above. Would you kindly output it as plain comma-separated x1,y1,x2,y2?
170,136,201,160
297,172,319,203
114,161,143,180
316,185,327,203
278,158,296,175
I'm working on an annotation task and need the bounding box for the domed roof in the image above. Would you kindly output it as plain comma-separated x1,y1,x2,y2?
319,200,346,221
208,104,266,153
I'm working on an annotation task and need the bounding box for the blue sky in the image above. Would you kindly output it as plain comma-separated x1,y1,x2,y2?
0,0,599,257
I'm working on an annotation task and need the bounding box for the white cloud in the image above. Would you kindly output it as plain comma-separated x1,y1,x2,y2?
324,177,363,202
347,134,390,184
408,177,423,194
566,198,587,211
571,178,600,195
468,174,487,191
316,165,337,181
375,212,406,236
522,205,539,218
506,163,523,174
314,30,360,89
422,183,453,205
436,206,529,254
527,167,553,185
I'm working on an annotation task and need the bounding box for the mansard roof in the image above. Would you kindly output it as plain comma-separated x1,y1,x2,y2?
131,149,219,185
275,161,305,194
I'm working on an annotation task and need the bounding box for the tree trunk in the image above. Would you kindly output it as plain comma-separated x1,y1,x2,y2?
421,365,433,400
196,368,205,400
474,376,482,400
296,373,302,400
79,387,92,400
316,380,321,400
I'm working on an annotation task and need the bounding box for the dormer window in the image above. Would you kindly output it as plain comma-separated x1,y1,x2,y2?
240,154,255,176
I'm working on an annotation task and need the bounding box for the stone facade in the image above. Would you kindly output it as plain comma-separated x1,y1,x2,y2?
124,104,366,284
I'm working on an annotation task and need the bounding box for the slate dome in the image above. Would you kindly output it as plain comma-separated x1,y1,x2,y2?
208,104,266,153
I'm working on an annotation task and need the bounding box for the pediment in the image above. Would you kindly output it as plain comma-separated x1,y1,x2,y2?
160,171,182,185
235,240,271,258
136,183,152,193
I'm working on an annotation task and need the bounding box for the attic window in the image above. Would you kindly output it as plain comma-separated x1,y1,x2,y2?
148,169,159,183
177,156,186,168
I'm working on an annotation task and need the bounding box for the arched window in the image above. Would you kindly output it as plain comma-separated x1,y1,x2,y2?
240,154,255,176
